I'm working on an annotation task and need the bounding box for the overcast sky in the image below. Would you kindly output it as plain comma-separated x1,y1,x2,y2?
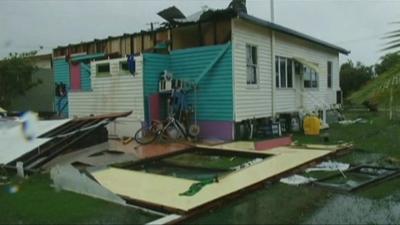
1,0,399,65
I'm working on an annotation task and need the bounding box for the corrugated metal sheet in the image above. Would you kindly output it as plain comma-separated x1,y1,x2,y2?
68,56,145,137
143,44,233,122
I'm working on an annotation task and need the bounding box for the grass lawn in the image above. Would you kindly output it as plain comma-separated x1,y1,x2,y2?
0,174,160,224
294,110,400,159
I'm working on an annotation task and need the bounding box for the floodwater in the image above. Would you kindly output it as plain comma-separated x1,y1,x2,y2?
188,151,400,224
305,194,400,224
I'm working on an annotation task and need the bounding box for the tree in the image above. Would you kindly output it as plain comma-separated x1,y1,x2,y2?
340,60,374,97
374,52,400,75
0,51,40,108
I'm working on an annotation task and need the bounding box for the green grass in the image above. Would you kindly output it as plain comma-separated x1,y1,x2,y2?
0,174,159,224
294,111,400,159
349,64,400,105
358,177,400,199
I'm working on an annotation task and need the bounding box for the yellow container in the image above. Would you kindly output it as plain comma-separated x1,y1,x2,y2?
303,116,321,136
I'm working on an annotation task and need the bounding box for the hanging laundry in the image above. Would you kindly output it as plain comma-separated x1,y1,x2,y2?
127,55,136,76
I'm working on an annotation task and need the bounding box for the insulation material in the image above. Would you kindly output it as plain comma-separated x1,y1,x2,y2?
280,174,316,185
305,161,350,173
91,147,337,212
134,36,143,54
216,19,232,44
51,164,126,205
143,34,154,51
110,38,121,53
156,31,169,44
172,25,199,50
201,22,215,46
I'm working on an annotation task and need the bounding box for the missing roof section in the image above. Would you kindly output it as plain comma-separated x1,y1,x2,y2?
157,6,186,23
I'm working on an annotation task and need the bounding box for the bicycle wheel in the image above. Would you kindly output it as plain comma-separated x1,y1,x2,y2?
134,126,158,145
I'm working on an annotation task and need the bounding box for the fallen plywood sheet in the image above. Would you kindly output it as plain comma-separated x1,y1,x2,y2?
206,141,255,151
91,146,336,212
51,164,126,205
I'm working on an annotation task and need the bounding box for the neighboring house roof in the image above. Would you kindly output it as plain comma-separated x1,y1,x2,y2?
238,12,350,55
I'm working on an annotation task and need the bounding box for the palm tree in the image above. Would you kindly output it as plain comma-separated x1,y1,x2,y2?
383,22,400,52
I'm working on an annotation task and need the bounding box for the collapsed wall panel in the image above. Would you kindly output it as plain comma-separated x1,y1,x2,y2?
51,164,126,205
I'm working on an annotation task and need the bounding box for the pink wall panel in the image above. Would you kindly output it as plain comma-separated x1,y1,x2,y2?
70,63,81,91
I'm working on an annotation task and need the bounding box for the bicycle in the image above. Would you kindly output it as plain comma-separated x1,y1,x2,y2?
134,113,188,145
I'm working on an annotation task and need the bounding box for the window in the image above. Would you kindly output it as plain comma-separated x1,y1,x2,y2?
303,67,318,88
275,56,294,88
119,61,130,75
327,61,332,88
246,45,258,85
96,63,110,77
120,61,129,71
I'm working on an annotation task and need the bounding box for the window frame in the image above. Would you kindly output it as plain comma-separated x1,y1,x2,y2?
327,61,332,88
275,56,294,89
246,44,258,86
303,67,319,89
119,61,130,75
96,63,111,77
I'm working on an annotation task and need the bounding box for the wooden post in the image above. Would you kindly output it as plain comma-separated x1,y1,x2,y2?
213,20,217,45
198,22,203,46
130,35,135,55
141,32,144,52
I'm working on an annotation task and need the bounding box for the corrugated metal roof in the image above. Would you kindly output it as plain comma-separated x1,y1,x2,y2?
238,12,350,55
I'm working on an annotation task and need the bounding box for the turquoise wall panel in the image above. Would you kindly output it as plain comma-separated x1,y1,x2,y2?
53,59,70,87
143,54,170,121
170,44,233,121
143,43,233,122
80,63,91,91
53,58,70,116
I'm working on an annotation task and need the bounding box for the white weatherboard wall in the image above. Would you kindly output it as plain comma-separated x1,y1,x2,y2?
232,19,272,122
68,56,144,137
274,32,340,113
232,18,340,122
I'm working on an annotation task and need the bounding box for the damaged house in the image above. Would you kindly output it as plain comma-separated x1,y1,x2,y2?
51,2,349,141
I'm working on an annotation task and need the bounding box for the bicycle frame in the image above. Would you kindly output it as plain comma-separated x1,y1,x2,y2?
161,116,188,139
